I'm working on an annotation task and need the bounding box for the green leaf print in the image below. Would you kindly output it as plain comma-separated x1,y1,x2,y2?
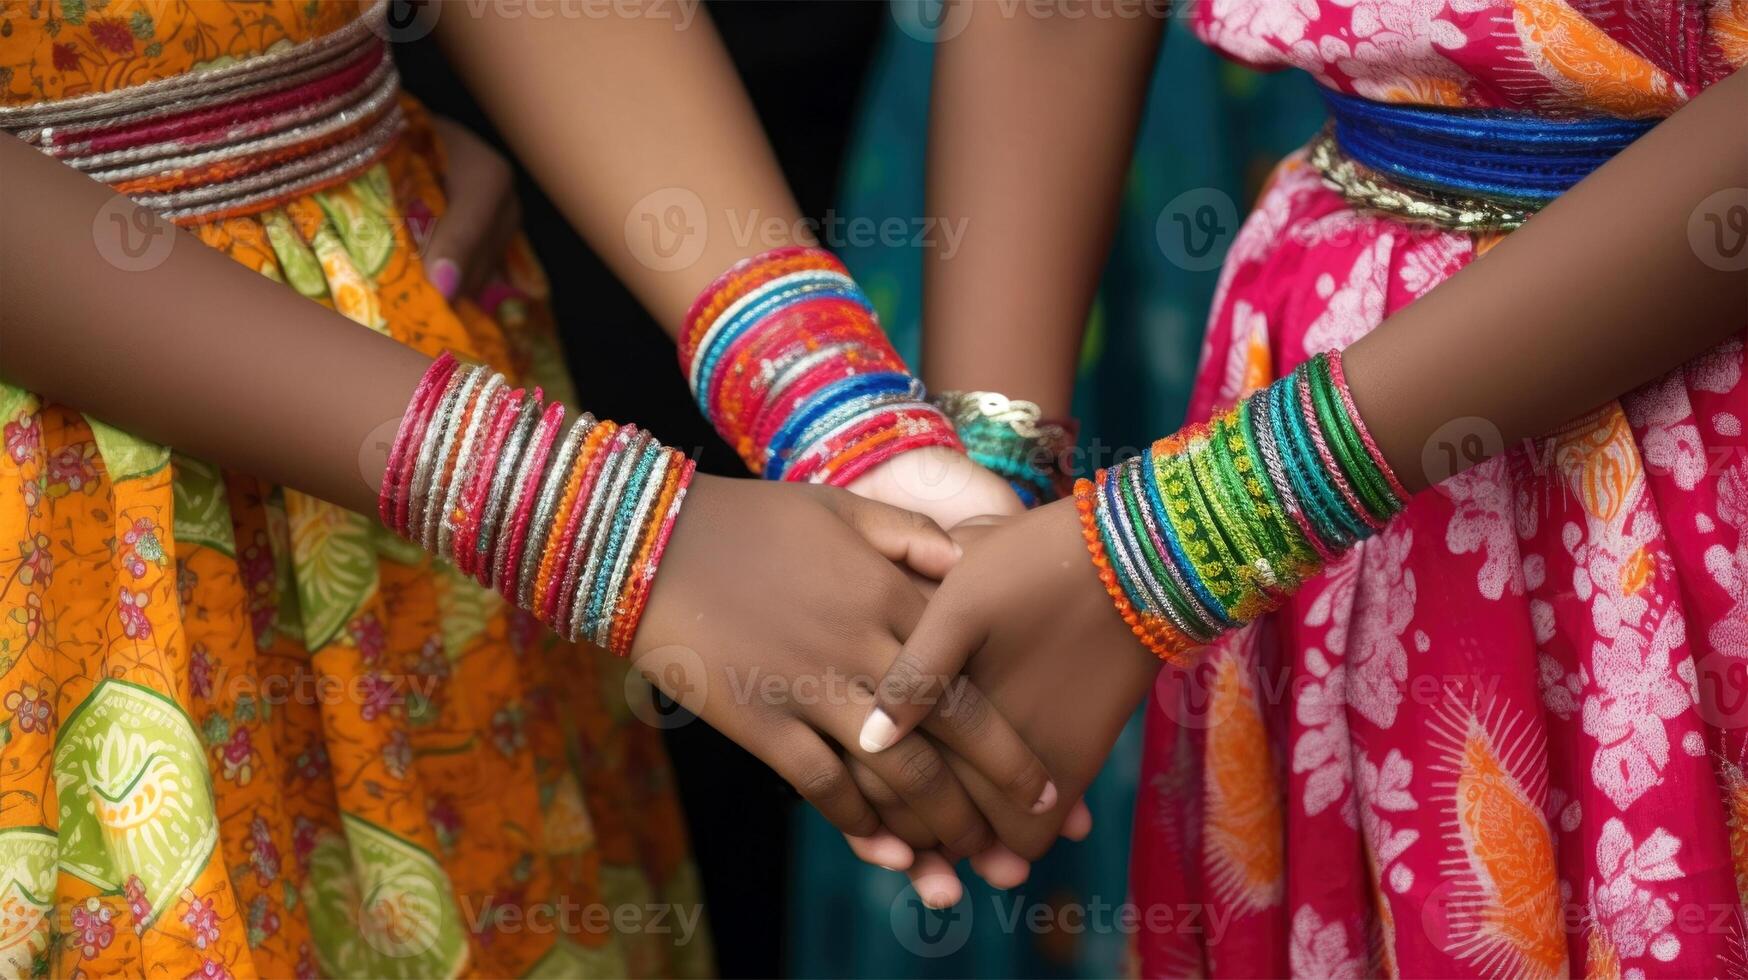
0,382,36,426
262,209,330,299
284,491,378,652
171,454,236,558
316,182,395,278
435,562,498,659
83,414,170,483
303,815,466,979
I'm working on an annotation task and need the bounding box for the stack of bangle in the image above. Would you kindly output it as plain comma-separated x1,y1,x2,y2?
678,246,962,485
380,352,695,655
1077,350,1408,663
934,390,1078,506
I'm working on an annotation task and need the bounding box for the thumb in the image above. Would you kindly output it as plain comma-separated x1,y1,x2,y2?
833,494,961,581
858,584,987,753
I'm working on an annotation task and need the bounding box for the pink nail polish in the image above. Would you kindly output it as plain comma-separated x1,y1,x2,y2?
430,258,460,300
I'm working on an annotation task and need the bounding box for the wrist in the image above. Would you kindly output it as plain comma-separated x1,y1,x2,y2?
932,389,1078,506
678,246,961,485
380,352,693,655
1080,350,1407,663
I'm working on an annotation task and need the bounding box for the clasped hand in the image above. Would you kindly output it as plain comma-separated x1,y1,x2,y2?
630,450,1160,908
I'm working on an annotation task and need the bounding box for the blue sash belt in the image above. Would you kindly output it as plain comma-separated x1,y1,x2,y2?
1321,88,1657,206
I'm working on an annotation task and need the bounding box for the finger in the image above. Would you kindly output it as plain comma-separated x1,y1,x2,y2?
853,729,996,858
842,829,914,872
848,758,938,850
1062,797,1093,841
832,494,961,580
968,843,1031,890
920,677,1057,814
769,726,880,839
906,850,965,909
858,589,986,754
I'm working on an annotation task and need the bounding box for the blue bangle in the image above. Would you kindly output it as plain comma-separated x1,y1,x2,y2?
761,372,914,479
692,274,872,410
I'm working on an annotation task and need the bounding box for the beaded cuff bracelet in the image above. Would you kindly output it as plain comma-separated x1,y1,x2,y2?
679,246,962,485
933,390,1078,507
1077,350,1405,663
381,352,694,655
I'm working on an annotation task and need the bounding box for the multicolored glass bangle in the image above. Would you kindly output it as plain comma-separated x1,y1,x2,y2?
380,352,694,656
932,390,1079,506
679,246,962,485
1077,351,1407,663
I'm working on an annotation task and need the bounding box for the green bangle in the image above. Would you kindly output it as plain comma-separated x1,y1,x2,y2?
1153,447,1242,616
1310,354,1397,522
1118,459,1214,640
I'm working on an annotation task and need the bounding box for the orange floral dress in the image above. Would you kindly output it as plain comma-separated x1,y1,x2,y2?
0,3,709,977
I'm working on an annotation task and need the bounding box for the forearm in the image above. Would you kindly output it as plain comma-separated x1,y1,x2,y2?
433,2,809,331
0,133,427,513
922,1,1167,415
1345,66,1748,492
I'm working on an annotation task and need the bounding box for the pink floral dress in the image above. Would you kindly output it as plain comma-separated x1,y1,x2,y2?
1132,2,1748,976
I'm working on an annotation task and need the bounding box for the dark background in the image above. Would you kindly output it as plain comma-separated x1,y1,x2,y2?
395,4,887,975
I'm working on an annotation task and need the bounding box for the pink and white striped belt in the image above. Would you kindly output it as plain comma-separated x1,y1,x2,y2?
0,0,403,226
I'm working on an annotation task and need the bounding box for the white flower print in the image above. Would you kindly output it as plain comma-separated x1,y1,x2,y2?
1396,232,1471,298
1624,373,1706,491
1707,457,1748,653
1301,235,1394,354
1355,749,1419,893
1304,550,1363,657
1686,336,1743,395
1442,457,1526,601
1581,612,1694,810
1590,818,1684,965
1347,525,1416,729
1294,650,1354,820
1538,650,1582,721
1196,0,1322,68
1289,905,1364,978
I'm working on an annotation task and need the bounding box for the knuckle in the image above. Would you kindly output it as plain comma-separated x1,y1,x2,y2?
879,654,935,709
947,823,994,857
896,747,948,796
793,764,850,804
937,681,990,740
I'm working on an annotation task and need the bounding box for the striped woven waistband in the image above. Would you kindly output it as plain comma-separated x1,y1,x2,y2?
1,0,403,225
1311,88,1660,231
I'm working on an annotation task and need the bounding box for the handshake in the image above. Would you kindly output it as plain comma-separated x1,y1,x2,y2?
627,447,1164,909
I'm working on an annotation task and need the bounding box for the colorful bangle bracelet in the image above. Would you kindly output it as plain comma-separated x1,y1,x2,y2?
679,245,961,486
1077,351,1406,662
379,356,691,656
933,390,1079,507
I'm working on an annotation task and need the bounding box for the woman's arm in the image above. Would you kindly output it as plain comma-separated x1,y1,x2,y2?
0,132,426,513
432,3,807,331
1347,68,1748,489
921,1,1168,416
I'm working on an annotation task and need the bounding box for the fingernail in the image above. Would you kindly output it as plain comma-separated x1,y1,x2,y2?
429,258,460,300
952,541,964,558
858,709,899,753
919,884,957,909
1030,780,1059,815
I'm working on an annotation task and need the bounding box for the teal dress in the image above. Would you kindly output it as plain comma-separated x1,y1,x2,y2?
784,13,1323,979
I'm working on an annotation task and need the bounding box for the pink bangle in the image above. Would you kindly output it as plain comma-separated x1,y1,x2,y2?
495,401,565,597
382,352,458,532
1327,349,1410,503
